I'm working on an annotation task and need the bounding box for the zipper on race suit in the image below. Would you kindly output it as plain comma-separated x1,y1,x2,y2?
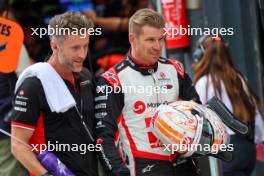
149,69,161,104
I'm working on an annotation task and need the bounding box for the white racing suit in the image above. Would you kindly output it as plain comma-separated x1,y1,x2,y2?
95,53,201,176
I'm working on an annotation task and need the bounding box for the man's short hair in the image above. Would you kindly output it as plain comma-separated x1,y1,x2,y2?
129,8,165,36
49,11,94,40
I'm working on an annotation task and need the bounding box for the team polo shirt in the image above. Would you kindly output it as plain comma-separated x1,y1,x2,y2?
11,69,97,176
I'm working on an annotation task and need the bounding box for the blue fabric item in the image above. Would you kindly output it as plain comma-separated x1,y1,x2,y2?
0,72,17,139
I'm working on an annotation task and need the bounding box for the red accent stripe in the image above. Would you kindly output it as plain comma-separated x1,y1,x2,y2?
116,114,123,124
168,59,184,78
114,130,120,142
115,115,126,164
120,112,137,175
120,113,179,161
178,96,184,100
29,112,46,150
101,68,121,88
69,79,75,88
115,115,121,143
28,112,46,176
120,113,138,152
11,121,35,130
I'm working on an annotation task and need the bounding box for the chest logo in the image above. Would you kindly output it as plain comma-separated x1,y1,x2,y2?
133,101,146,114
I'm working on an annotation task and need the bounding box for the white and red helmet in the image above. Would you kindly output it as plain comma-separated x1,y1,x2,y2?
150,101,229,157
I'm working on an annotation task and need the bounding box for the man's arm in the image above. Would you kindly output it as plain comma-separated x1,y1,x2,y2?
11,127,48,175
11,77,48,175
95,77,130,176
168,59,201,103
178,72,202,104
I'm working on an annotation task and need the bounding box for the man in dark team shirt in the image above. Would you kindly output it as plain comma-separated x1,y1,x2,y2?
10,11,98,176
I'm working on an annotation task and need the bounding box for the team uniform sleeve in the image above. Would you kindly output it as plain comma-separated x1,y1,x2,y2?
11,78,41,130
95,77,130,176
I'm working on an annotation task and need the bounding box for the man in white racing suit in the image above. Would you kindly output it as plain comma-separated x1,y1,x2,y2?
95,8,201,176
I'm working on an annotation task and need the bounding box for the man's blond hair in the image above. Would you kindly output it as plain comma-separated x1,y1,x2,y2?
129,8,165,36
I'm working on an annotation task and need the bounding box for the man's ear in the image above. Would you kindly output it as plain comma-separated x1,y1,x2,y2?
129,33,135,46
50,40,59,54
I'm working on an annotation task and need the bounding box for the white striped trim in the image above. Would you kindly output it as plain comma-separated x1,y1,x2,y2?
11,124,35,131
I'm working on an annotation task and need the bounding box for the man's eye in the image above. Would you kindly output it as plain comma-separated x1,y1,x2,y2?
72,46,79,50
159,37,165,41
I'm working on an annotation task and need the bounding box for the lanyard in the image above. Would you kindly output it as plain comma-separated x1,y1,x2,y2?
74,99,94,142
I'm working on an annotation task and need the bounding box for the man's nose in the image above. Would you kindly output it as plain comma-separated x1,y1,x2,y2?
153,40,161,50
78,48,87,59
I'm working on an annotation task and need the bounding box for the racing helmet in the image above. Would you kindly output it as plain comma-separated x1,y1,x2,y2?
150,101,229,158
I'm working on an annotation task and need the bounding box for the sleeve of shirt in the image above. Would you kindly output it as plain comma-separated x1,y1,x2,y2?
95,77,130,176
178,72,201,104
11,77,41,130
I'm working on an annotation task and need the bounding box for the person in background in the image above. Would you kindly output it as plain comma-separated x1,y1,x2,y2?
193,36,264,176
59,0,129,32
0,1,31,175
59,0,149,75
